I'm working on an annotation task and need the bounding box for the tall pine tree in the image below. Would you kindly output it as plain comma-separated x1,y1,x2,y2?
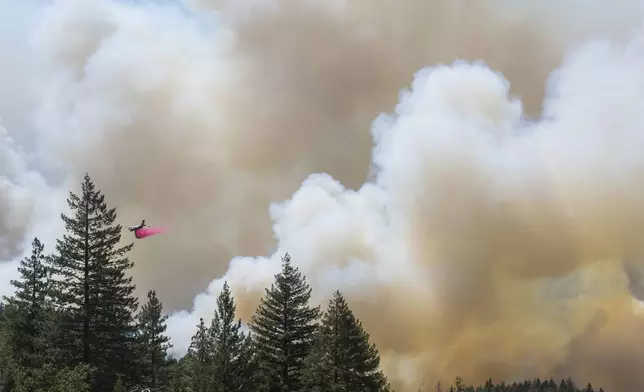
47,173,139,392
209,281,255,392
302,290,391,392
2,237,50,367
1,237,55,392
0,238,92,392
249,253,320,392
186,317,214,392
136,289,172,389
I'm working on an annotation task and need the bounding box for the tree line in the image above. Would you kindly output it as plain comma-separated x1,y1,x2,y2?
0,174,607,392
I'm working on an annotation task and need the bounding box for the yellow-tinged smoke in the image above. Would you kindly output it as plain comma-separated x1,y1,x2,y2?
8,0,644,391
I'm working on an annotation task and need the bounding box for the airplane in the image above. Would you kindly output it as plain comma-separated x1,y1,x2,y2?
127,219,147,232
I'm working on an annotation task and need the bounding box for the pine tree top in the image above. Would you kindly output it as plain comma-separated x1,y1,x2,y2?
138,289,170,338
188,318,214,364
49,173,136,294
250,253,321,330
3,237,50,315
210,281,245,340
215,281,237,323
324,290,384,372
248,253,321,391
301,290,391,392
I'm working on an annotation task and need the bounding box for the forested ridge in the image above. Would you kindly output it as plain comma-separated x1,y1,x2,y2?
0,175,606,392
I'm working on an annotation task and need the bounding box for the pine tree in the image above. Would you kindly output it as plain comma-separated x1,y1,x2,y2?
300,335,328,392
46,173,139,392
111,375,126,392
249,253,321,392
558,379,567,392
209,281,255,392
302,290,391,392
137,289,172,389
48,363,94,392
187,317,214,392
4,237,50,313
455,377,467,392
1,237,53,391
0,303,17,392
564,378,577,392
2,237,50,362
167,356,192,392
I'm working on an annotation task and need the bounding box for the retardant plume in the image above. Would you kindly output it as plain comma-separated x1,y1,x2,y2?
5,0,644,391
134,226,166,239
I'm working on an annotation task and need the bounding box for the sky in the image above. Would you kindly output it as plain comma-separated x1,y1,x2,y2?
5,0,644,391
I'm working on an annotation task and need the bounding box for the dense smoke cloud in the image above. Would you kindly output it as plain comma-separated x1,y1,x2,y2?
5,0,644,391
0,116,68,293
28,0,644,310
0,0,65,298
0,117,66,295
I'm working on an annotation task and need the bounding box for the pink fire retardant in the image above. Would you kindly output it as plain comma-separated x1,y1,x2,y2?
134,227,166,239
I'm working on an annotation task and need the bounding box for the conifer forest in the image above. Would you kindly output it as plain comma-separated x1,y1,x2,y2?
0,175,607,392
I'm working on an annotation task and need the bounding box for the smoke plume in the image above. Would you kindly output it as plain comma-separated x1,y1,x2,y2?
5,0,644,391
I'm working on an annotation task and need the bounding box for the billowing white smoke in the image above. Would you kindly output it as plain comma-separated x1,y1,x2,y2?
166,38,644,391
0,123,35,261
0,118,67,296
0,117,69,294
0,0,69,297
